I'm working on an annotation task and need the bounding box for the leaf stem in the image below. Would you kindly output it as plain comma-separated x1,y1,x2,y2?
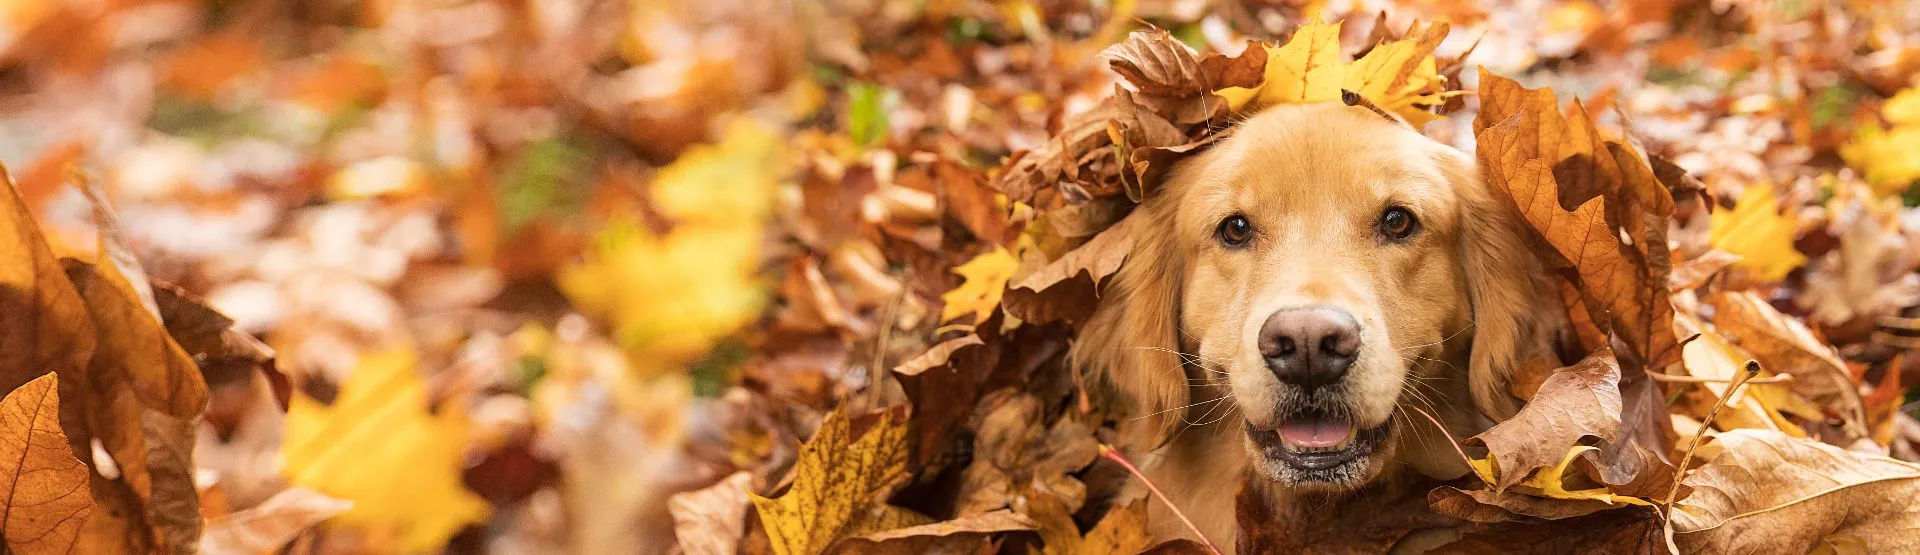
1098,443,1224,555
1662,359,1762,511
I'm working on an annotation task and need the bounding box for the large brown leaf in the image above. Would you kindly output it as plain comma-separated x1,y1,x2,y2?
1473,70,1679,373
0,373,94,555
0,170,94,460
749,406,914,555
1469,350,1623,492
1672,429,1920,552
199,487,352,555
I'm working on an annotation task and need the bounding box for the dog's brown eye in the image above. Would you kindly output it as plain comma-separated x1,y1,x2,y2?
1217,215,1253,247
1379,207,1417,240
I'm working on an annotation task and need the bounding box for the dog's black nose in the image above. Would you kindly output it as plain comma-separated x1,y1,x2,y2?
1258,306,1361,390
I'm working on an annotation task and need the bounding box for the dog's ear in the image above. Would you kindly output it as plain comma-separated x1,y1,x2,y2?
1443,149,1553,421
1071,206,1190,447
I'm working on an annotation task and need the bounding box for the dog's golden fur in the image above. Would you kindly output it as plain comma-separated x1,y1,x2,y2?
1072,103,1556,547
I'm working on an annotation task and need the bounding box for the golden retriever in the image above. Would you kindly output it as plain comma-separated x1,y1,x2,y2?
1073,101,1556,547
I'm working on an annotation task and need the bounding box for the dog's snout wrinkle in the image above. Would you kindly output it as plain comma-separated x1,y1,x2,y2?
1258,306,1361,391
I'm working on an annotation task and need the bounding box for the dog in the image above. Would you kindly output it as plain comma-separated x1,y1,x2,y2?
1072,101,1557,548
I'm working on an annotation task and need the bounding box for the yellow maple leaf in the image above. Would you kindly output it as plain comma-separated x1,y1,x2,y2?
281,347,489,552
940,246,1019,324
1217,18,1453,126
1708,185,1805,282
1841,85,1920,197
750,407,923,555
560,119,782,373
1217,19,1346,109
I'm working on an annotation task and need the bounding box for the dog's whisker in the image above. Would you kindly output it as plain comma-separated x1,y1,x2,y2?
1398,322,1475,353
1131,394,1232,421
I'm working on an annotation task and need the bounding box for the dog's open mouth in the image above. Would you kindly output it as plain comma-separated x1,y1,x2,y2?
1245,412,1390,477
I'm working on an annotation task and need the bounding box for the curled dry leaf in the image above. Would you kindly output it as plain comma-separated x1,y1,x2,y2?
198,487,353,555
0,373,94,555
1672,429,1920,552
670,472,753,555
1710,291,1868,437
1429,485,1621,523
750,406,914,555
150,281,287,410
893,334,984,376
1003,212,1137,327
1469,350,1624,492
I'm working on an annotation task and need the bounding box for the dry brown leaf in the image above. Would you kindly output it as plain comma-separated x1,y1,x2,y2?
1235,474,1458,553
1032,494,1152,555
750,407,913,555
894,334,985,377
670,472,753,555
1429,485,1620,523
955,390,1098,516
0,373,94,555
1003,212,1137,327
1709,291,1869,437
1474,70,1679,372
198,487,352,555
1102,28,1207,98
1470,350,1623,492
1672,429,1920,552
150,281,286,410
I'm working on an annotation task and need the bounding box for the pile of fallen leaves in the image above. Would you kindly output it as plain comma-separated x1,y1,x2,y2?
5,0,1920,553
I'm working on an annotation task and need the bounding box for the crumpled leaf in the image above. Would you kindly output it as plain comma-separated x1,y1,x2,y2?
940,247,1018,325
0,373,94,555
1708,185,1805,282
1003,212,1136,327
670,472,753,555
198,487,353,555
954,390,1098,516
281,347,489,551
1474,70,1679,372
1430,485,1621,523
1469,350,1624,492
1710,291,1868,438
893,334,984,376
1673,429,1920,552
750,406,915,555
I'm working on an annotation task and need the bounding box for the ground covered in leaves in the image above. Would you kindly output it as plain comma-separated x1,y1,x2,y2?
2,0,1920,553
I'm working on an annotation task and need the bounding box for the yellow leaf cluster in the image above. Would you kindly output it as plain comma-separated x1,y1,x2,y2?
1217,19,1453,127
559,120,784,373
1841,85,1920,197
281,347,489,552
1708,185,1806,282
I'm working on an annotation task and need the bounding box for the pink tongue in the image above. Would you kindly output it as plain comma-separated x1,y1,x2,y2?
1278,419,1353,448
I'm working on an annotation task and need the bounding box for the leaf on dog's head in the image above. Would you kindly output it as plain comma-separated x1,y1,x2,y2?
1102,29,1208,98
750,406,915,555
1473,70,1679,372
1003,212,1136,327
1469,350,1622,492
1672,429,1920,552
940,246,1018,325
1219,19,1454,126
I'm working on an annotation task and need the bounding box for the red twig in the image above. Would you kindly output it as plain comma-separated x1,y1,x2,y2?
1098,444,1224,555
1405,404,1480,482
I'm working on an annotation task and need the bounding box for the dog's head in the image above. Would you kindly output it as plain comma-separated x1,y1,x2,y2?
1076,102,1546,489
